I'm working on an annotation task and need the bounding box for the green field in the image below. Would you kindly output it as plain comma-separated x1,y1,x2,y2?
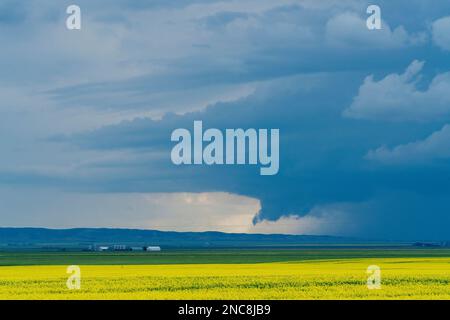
3,247,450,265
1,248,450,299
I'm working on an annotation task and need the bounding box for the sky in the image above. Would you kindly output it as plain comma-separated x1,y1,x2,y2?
1,0,450,240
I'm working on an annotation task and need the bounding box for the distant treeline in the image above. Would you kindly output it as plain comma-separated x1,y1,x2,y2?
0,227,359,248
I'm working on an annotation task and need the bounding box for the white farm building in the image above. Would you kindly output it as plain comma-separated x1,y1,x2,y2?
146,246,161,252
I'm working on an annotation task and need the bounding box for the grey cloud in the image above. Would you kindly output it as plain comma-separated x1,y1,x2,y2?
432,16,450,51
344,60,450,121
33,2,427,115
325,12,427,49
367,124,450,165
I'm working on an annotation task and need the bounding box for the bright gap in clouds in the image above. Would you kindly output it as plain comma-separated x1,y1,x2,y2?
0,188,348,235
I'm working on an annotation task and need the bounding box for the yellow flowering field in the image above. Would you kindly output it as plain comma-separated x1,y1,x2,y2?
1,257,450,299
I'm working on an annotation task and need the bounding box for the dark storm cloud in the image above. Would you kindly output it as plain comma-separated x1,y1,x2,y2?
60,68,450,239
3,0,450,239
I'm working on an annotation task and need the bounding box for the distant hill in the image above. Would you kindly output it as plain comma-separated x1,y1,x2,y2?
0,227,357,248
